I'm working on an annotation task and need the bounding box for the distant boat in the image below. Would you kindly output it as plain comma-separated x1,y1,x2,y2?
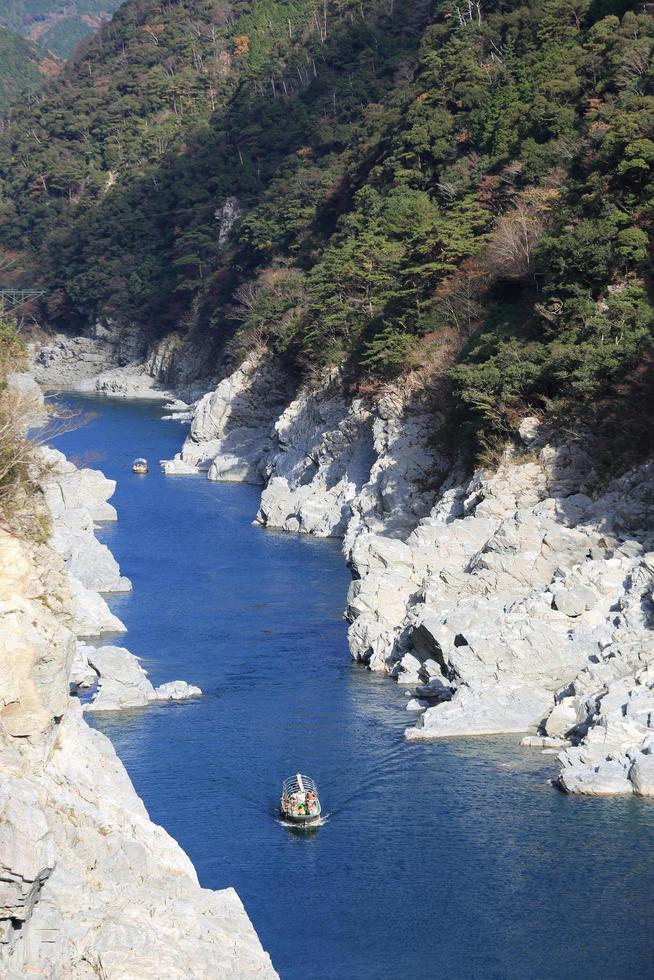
132,457,148,474
280,773,321,825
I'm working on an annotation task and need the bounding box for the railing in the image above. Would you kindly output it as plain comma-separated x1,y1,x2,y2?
282,774,317,795
0,289,46,311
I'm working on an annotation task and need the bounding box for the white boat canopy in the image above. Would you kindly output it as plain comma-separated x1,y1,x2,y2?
282,773,317,796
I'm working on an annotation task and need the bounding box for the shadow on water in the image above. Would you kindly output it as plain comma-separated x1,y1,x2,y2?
50,394,654,980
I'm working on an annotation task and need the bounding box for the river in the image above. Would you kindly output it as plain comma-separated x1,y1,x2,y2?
52,394,654,980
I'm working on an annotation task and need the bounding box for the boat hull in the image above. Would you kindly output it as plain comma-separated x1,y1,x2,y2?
280,810,322,826
279,803,322,825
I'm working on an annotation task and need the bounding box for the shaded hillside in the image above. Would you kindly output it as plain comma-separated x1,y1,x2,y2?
0,0,652,467
0,0,121,58
0,24,60,112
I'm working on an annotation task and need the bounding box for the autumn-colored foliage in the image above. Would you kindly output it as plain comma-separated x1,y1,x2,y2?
233,34,250,56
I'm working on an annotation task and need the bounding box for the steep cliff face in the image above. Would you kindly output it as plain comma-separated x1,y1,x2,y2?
350,432,654,759
256,382,377,537
0,423,276,976
164,357,447,539
30,321,214,402
164,358,654,798
164,352,292,481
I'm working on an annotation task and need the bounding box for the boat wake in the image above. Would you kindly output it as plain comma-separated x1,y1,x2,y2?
276,813,330,830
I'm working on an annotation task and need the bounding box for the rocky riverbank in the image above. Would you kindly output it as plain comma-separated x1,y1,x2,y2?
161,355,654,798
26,330,654,796
0,377,276,976
30,321,214,404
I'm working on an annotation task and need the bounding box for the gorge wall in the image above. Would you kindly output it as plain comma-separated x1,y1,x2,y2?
0,376,276,978
29,333,654,800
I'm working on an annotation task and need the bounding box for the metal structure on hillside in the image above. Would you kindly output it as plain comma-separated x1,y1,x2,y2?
0,289,46,312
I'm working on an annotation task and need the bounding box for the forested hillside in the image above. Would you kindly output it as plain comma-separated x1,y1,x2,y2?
0,0,121,58
0,0,652,465
0,24,60,113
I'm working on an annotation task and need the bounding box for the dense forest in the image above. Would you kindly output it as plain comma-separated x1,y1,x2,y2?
0,24,60,112
0,0,121,58
0,0,652,464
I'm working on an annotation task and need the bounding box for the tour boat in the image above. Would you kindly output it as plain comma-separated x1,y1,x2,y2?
280,773,321,825
132,457,148,474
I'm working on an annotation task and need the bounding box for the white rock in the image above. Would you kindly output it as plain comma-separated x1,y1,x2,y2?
406,698,430,712
520,735,572,749
40,447,117,523
406,682,552,739
84,647,202,712
558,757,634,796
162,354,654,798
554,585,597,618
160,457,198,475
68,576,127,637
544,697,585,738
69,642,98,690
31,334,119,387
84,646,154,711
393,652,422,686
164,353,289,482
50,525,131,593
151,680,202,702
630,753,654,796
257,385,376,537
39,448,131,594
0,780,55,931
0,449,275,975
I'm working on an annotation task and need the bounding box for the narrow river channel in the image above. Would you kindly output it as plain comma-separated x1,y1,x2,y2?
52,394,654,980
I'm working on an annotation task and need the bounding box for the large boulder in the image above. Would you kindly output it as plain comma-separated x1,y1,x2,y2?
630,752,654,796
84,647,201,713
406,681,551,739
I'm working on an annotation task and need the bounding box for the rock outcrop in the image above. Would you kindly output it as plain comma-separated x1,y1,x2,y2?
166,355,654,798
0,447,276,976
30,322,215,403
168,359,445,541
42,447,132,594
257,381,376,536
347,425,654,797
31,319,148,389
80,643,202,712
162,353,291,481
31,333,120,388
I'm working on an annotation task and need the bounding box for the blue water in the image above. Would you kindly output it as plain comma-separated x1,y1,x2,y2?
51,395,654,980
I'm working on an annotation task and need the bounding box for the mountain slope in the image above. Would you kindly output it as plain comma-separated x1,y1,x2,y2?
0,0,652,469
0,0,121,58
0,0,433,318
0,23,60,112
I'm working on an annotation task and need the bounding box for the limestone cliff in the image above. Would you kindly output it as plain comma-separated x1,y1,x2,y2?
0,427,276,975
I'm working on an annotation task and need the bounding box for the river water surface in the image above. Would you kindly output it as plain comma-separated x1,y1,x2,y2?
52,395,654,980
